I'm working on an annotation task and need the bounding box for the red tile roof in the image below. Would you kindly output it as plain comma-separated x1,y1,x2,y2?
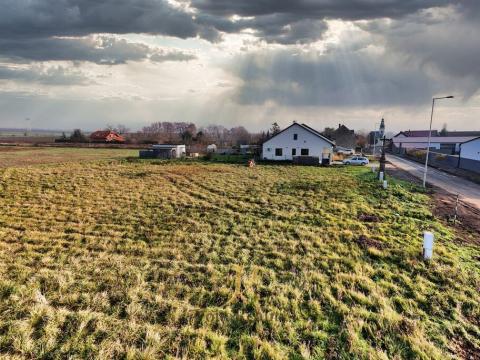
90,130,125,142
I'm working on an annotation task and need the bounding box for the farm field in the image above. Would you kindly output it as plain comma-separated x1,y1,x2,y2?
0,147,137,168
0,157,479,359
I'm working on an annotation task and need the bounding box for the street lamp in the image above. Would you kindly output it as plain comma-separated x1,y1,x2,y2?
422,95,454,188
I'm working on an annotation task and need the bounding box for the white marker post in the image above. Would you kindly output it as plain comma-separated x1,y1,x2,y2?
379,171,384,182
423,232,434,260
383,180,388,189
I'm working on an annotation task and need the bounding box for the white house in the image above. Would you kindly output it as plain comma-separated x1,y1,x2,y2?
460,137,480,161
459,137,480,173
262,122,335,164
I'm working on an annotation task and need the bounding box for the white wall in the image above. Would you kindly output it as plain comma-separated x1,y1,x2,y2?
262,124,333,161
461,139,480,161
175,145,186,158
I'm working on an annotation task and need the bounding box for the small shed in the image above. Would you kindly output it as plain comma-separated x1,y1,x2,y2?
139,144,186,159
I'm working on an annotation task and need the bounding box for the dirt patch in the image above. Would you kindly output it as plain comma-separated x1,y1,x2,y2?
431,190,480,246
358,214,379,222
355,235,386,250
387,163,480,246
451,337,480,360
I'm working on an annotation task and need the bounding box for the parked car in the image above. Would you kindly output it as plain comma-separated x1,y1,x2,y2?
335,146,355,155
343,156,369,166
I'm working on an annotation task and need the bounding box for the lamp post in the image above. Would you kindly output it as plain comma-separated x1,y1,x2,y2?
422,96,454,188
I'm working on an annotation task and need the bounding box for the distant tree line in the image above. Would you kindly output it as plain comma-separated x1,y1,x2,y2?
131,121,263,147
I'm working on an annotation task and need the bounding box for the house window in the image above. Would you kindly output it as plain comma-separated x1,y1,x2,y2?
301,148,309,156
293,133,298,140
275,148,283,156
292,148,296,156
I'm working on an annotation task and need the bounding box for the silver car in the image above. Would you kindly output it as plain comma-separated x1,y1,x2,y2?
343,156,369,166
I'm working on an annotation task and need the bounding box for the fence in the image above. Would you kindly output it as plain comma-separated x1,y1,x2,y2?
392,146,480,175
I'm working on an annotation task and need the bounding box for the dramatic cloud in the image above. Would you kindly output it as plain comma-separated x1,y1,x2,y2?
190,0,449,19
1,0,204,40
0,36,196,65
0,0,453,48
227,2,480,107
229,48,437,107
1,0,480,132
191,0,451,44
367,11,480,97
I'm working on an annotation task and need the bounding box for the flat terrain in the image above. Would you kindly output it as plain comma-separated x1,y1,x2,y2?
0,154,479,359
0,147,137,168
387,154,480,209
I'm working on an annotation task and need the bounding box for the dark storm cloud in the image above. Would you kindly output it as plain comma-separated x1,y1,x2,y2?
227,1,480,107
359,3,480,98
0,36,196,65
1,0,202,40
0,0,454,52
191,0,450,20
229,49,438,107
0,65,90,85
192,0,453,45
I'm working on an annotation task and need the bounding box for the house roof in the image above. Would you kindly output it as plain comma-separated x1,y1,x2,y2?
90,130,125,141
152,144,185,149
461,136,480,145
393,136,476,144
264,122,335,146
446,131,480,137
394,130,439,138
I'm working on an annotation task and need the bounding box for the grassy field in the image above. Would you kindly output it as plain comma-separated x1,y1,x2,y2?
0,147,137,168
0,154,479,359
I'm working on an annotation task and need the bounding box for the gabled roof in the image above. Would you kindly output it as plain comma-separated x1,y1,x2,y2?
393,136,475,144
446,131,480,137
90,130,125,142
396,130,439,137
461,136,480,145
263,122,335,146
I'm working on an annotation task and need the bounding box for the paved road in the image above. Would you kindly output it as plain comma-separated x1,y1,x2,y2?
387,154,480,209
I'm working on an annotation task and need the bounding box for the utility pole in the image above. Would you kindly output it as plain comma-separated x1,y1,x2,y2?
423,96,454,188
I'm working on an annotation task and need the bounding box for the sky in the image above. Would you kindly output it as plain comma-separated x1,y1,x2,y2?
0,0,479,133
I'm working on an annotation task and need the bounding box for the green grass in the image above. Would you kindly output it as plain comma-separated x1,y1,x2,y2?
0,159,478,359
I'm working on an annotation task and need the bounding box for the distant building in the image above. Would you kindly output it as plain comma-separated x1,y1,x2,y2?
139,144,186,159
392,135,477,155
323,124,356,148
445,131,480,137
90,130,125,143
240,144,260,155
395,130,439,138
207,144,217,153
262,122,335,164
369,118,386,154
